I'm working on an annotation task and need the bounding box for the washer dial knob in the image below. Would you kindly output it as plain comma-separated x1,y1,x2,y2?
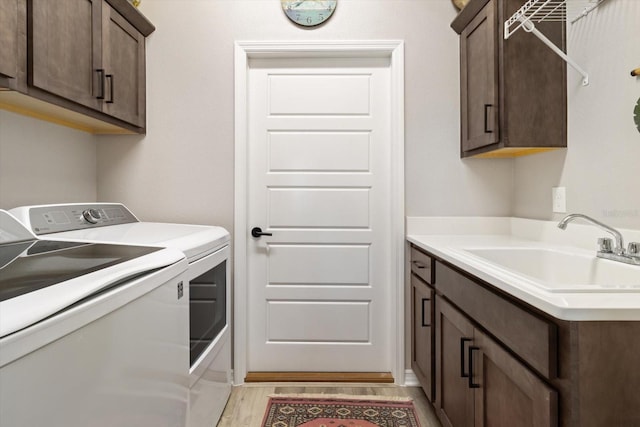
82,209,101,224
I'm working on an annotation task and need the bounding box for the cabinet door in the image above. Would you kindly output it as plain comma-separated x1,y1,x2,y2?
460,0,499,153
472,330,557,427
30,0,103,110
0,0,18,80
102,3,145,127
436,297,475,427
412,275,434,401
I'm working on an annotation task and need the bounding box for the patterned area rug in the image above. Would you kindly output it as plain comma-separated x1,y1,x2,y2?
261,395,422,427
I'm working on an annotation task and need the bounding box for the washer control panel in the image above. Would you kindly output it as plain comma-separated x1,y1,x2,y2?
22,204,139,235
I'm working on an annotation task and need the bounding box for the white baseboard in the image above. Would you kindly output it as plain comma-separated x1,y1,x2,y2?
404,369,419,386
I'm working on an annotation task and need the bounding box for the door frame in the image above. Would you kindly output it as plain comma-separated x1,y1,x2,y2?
233,40,405,385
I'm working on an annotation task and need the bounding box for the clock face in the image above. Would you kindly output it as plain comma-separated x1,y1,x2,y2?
634,97,640,134
281,0,337,27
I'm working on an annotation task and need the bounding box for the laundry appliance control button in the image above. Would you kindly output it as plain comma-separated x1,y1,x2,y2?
82,209,101,224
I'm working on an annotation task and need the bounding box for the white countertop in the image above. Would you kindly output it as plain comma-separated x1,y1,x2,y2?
407,217,640,321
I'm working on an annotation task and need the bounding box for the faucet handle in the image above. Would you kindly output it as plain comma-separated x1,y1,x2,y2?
628,242,640,257
598,237,613,253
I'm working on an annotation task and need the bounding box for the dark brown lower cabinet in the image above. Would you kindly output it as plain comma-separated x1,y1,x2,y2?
411,244,640,426
435,296,474,427
411,274,434,401
436,297,557,427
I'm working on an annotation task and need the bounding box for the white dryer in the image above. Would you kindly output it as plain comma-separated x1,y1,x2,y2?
10,203,232,427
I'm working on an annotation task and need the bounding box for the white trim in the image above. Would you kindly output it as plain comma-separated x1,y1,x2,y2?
404,369,420,387
390,41,406,387
234,40,405,385
233,41,250,385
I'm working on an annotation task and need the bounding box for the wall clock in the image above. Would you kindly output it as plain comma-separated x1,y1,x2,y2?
281,0,337,27
634,97,640,134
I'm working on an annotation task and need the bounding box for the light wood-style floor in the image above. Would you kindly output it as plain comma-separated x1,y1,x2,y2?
217,383,442,427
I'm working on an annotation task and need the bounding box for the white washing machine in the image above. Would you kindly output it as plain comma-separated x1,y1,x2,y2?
0,210,190,427
10,203,232,427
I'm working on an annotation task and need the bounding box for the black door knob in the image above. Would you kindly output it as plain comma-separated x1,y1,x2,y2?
251,227,273,238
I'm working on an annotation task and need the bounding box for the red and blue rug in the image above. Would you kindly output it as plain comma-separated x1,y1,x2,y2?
261,395,422,427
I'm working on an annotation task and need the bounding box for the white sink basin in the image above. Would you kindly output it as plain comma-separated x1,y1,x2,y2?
463,247,640,292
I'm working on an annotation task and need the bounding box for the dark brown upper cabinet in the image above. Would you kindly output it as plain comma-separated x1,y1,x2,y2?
30,0,104,111
0,0,19,80
101,2,146,127
0,0,154,134
0,0,27,91
452,0,567,158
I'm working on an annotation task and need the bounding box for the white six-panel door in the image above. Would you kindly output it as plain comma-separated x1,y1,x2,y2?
247,56,392,372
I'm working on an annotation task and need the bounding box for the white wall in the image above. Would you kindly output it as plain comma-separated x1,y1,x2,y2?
513,0,640,230
0,110,97,209
95,0,514,232
3,1,636,229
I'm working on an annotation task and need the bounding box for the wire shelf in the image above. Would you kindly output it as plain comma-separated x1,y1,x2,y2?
505,1,565,39
505,0,607,38
503,0,607,86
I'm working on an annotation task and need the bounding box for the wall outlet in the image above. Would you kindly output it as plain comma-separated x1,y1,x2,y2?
552,187,567,213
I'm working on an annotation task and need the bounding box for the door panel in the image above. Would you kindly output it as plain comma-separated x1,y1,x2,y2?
268,188,370,228
269,132,370,172
247,57,391,372
0,0,18,80
436,297,475,427
268,74,371,115
412,275,434,401
268,244,369,285
267,301,370,342
460,0,499,152
30,0,102,110
474,330,557,427
102,3,145,126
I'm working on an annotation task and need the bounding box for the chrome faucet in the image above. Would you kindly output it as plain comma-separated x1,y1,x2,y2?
557,213,640,266
558,213,625,254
